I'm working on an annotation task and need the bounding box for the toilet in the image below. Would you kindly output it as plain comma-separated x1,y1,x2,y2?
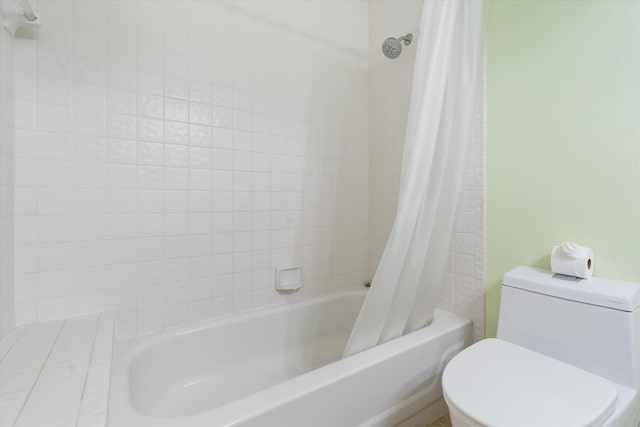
442,266,640,427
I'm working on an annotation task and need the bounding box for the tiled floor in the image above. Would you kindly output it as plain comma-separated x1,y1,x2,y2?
427,413,452,427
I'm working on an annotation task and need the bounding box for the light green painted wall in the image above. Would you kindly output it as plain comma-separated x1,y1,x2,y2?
487,0,640,337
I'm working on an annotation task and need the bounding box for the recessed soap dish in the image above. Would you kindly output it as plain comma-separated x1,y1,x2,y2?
275,266,303,291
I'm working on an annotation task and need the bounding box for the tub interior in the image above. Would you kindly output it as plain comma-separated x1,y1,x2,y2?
128,293,364,417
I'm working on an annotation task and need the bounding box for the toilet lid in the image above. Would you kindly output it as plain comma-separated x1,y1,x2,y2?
442,339,617,427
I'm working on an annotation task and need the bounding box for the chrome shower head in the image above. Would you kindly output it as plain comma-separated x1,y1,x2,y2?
382,33,413,59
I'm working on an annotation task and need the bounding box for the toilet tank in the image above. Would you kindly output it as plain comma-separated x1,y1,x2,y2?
497,266,640,389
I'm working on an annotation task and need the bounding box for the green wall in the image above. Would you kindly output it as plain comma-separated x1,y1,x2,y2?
487,0,640,337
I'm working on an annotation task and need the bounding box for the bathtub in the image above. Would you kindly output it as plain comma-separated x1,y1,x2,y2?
109,291,471,427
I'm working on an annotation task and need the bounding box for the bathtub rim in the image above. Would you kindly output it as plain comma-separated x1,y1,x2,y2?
109,291,471,427
116,290,368,362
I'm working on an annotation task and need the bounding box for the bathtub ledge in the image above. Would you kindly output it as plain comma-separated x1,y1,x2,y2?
0,312,115,427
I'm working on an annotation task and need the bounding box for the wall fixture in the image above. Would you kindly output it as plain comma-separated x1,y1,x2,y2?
3,0,40,36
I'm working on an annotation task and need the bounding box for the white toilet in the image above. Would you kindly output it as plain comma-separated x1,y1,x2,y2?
442,266,640,427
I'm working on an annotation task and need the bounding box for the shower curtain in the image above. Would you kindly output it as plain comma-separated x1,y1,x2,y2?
344,0,488,357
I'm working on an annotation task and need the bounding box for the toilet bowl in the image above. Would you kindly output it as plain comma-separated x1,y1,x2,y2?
442,266,640,427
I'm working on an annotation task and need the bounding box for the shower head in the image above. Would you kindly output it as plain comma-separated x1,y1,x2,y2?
382,33,413,59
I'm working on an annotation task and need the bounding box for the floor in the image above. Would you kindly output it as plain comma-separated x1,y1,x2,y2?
427,413,452,427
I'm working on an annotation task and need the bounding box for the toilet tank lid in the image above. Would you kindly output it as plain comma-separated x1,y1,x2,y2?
503,266,640,311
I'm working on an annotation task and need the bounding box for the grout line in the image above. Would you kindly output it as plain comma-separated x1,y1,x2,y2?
33,0,39,325
159,0,168,336
12,319,65,427
0,326,27,363
74,312,101,424
132,0,140,338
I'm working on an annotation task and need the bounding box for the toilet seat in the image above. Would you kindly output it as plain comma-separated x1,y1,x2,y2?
442,339,618,427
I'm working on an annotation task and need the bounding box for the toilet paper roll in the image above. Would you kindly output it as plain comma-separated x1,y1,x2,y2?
551,242,594,279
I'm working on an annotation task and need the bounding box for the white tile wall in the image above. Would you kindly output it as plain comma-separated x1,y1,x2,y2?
8,0,486,343
1,0,17,342
12,0,370,337
368,0,486,341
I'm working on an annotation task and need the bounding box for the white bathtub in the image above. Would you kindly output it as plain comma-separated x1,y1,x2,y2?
109,291,471,427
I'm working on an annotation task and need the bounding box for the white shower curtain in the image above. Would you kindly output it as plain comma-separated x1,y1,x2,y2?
343,0,488,357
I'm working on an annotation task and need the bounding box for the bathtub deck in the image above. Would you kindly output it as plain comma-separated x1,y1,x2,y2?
0,313,114,427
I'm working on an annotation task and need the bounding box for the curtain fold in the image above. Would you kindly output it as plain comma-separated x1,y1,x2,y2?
343,0,488,357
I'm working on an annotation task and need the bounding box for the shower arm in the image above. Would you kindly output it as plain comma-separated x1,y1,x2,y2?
3,0,40,36
398,34,413,45
18,0,38,22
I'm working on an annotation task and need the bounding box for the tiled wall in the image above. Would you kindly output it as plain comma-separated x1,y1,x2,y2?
369,0,486,341
1,0,16,341
12,0,370,337
8,0,486,342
